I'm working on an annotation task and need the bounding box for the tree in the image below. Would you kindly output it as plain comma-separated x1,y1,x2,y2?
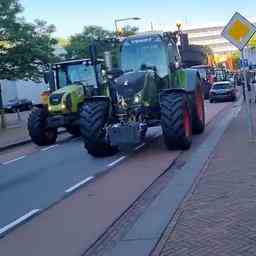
65,26,114,59
0,0,57,127
1,1,57,81
117,25,138,37
230,51,241,70
0,20,57,81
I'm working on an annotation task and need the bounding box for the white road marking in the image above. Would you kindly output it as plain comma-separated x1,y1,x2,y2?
2,155,26,165
0,209,40,235
41,145,59,151
107,156,126,168
134,143,146,151
65,176,94,193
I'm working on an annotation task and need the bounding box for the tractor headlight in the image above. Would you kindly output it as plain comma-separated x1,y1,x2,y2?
48,105,53,112
61,104,66,110
134,93,142,104
134,95,140,104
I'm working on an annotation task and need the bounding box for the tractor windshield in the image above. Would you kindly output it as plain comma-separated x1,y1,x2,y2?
121,37,169,78
57,64,98,88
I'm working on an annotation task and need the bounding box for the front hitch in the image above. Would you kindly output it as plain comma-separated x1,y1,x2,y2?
107,122,147,147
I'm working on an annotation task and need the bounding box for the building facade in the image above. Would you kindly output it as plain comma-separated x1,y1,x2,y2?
184,26,237,55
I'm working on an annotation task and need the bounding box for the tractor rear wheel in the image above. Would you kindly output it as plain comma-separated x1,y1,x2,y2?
161,92,192,150
80,101,118,157
191,87,205,134
28,108,57,146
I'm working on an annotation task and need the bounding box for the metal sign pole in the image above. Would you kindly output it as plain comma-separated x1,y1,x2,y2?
0,82,6,129
241,48,255,141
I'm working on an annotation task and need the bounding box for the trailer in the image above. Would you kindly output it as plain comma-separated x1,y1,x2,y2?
0,80,48,107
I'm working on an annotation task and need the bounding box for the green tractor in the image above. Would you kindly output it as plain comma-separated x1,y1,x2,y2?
80,32,205,157
28,58,106,146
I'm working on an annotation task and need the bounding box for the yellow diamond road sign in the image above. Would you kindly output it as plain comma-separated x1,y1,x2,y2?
222,12,256,50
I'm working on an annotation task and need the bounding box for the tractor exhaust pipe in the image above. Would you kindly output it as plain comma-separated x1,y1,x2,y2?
104,51,113,71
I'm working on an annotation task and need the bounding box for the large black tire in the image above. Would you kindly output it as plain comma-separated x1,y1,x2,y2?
80,101,118,157
28,108,57,146
66,125,81,137
190,86,205,134
161,93,192,150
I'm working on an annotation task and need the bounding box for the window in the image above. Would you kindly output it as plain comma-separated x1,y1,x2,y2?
121,38,169,78
57,64,98,88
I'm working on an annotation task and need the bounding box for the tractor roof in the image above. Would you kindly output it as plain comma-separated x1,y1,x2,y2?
53,58,104,66
125,31,178,44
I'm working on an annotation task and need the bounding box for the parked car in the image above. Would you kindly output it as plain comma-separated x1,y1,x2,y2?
209,81,237,103
4,98,33,113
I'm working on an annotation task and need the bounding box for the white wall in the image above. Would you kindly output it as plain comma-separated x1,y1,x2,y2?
1,80,48,106
1,80,18,106
16,81,48,104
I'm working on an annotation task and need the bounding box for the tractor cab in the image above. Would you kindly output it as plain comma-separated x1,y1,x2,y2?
44,58,104,114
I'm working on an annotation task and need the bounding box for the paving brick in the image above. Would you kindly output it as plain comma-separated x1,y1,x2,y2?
159,105,256,256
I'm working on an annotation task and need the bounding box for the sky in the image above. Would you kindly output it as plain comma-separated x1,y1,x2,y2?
21,0,256,37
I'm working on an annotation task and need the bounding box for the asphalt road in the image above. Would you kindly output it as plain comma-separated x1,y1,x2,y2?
0,101,231,236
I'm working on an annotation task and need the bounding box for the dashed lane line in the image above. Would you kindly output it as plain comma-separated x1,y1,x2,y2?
41,145,59,151
65,176,94,194
2,155,27,166
0,209,41,236
134,143,146,152
107,156,126,168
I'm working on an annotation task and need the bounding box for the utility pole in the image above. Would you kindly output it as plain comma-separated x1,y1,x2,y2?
242,49,255,141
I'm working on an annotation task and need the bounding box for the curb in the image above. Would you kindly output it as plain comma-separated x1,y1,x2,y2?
0,130,67,153
0,139,32,153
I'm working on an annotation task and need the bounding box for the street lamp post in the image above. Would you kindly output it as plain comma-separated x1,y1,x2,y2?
114,17,141,34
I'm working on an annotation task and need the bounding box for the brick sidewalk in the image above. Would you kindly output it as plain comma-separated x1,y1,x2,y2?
159,104,256,256
0,111,30,149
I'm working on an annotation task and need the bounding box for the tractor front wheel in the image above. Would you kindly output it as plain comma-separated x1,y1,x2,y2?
80,101,118,157
161,92,192,150
28,108,57,146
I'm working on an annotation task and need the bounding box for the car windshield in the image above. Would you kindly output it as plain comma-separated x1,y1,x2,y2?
120,37,169,78
57,64,97,88
213,83,232,90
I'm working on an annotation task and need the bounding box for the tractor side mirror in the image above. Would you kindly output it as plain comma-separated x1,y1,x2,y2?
45,70,56,92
